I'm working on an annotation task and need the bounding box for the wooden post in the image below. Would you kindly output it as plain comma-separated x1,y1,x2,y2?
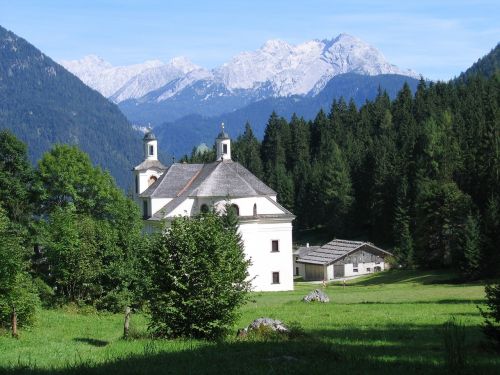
12,306,18,338
123,306,131,339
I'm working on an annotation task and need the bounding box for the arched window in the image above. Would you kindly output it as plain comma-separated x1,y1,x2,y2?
148,175,158,186
229,204,239,217
200,204,209,214
253,203,257,216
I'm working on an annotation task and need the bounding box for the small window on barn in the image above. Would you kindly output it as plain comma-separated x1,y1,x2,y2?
367,267,371,272
272,272,280,284
353,268,358,273
295,267,299,276
149,145,154,156
200,204,209,213
271,240,279,252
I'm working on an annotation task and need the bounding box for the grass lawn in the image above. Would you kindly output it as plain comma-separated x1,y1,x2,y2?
0,270,498,374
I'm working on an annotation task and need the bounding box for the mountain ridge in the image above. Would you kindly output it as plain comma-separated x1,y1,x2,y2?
61,33,419,126
0,25,142,189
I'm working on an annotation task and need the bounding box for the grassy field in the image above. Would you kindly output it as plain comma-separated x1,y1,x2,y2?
0,270,499,374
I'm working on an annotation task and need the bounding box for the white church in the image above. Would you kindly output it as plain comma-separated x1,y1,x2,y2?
133,126,295,291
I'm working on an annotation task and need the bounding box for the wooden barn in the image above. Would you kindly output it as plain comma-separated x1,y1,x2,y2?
294,239,392,281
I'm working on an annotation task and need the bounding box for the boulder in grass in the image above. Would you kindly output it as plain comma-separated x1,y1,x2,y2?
237,317,289,337
303,289,330,303
248,317,289,332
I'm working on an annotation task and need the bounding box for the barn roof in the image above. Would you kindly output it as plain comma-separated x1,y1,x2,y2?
296,239,392,266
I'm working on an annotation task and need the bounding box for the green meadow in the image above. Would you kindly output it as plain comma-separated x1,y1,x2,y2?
1,270,499,374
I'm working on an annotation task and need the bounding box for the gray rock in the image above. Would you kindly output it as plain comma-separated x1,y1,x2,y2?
303,289,330,303
247,317,289,333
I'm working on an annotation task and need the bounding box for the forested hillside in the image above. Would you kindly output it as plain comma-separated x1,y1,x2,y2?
458,43,499,80
188,71,500,277
0,25,142,188
155,73,419,157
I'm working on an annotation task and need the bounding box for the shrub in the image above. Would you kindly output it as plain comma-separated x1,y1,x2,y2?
479,283,500,350
146,213,250,339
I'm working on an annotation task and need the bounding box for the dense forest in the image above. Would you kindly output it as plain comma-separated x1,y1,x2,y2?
185,65,500,278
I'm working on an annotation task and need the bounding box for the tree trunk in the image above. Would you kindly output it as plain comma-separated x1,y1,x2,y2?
123,306,131,339
12,307,18,338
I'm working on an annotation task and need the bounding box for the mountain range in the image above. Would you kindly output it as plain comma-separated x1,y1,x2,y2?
61,33,419,126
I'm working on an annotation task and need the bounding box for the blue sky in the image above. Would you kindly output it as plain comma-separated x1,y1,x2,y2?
1,0,498,80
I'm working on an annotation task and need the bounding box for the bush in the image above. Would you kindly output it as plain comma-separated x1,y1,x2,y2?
479,283,500,350
146,213,250,339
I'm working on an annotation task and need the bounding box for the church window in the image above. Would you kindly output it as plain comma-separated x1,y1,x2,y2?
200,204,209,213
149,145,154,156
148,175,157,186
143,200,148,218
253,203,257,216
272,272,280,284
271,240,279,252
222,144,228,154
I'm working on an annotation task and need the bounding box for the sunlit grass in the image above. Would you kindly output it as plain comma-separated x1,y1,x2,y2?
0,270,498,374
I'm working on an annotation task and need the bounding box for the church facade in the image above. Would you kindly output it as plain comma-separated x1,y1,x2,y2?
132,128,295,291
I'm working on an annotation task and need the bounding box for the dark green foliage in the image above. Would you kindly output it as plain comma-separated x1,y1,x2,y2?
0,25,141,189
232,123,263,179
458,43,500,81
146,213,250,339
0,207,39,327
415,181,473,268
479,283,500,350
393,178,415,267
0,130,35,226
36,145,144,310
460,214,482,280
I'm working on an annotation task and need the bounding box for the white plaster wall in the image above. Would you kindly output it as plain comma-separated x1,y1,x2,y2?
239,221,294,291
136,168,164,197
144,140,158,160
151,198,172,216
327,265,334,280
210,196,283,216
343,262,385,277
168,198,196,217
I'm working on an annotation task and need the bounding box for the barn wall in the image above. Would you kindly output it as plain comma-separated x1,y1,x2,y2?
304,264,326,281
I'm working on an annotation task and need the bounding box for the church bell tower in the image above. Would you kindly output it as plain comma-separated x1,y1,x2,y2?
216,123,231,161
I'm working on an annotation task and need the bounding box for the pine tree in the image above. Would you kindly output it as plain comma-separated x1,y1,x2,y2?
393,178,414,267
460,214,482,280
